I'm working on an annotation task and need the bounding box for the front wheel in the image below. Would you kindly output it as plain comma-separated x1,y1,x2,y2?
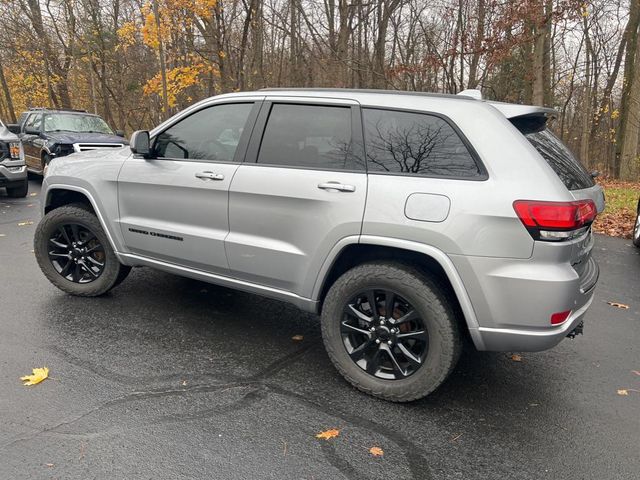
34,205,131,296
321,262,461,402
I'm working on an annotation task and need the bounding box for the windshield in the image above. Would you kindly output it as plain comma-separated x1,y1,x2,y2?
44,113,113,134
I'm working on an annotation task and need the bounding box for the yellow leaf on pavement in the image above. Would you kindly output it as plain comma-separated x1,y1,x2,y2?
510,354,522,362
17,221,34,226
369,446,384,456
292,335,304,341
607,302,629,309
316,429,340,440
617,389,629,396
20,367,49,386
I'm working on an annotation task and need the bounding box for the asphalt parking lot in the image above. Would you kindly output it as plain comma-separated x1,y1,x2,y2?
1,179,639,480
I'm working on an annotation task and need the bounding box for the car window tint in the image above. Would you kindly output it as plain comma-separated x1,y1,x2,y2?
521,128,595,190
363,108,480,177
25,114,42,130
257,104,360,170
155,103,253,161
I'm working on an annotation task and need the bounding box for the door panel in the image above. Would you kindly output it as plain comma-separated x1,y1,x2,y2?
226,165,366,294
226,99,367,297
118,158,239,273
21,113,43,170
117,100,259,274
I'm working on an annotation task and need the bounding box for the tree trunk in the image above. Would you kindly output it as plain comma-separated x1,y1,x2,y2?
0,58,16,123
615,0,640,178
619,30,640,180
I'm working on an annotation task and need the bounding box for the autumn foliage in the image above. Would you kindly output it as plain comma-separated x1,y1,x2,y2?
0,0,637,182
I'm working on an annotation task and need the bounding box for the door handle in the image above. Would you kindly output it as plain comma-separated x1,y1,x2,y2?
195,171,224,181
317,182,356,193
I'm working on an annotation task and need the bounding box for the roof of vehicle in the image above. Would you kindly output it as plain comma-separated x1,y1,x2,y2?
25,107,94,115
257,88,558,120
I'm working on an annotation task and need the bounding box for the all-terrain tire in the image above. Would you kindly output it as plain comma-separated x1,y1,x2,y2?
321,261,461,402
34,205,130,296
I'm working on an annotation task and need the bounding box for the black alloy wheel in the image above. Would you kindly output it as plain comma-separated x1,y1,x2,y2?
341,289,429,380
47,223,106,283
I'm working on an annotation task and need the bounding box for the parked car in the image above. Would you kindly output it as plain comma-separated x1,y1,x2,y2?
634,197,640,247
7,108,127,175
0,119,27,197
33,88,605,401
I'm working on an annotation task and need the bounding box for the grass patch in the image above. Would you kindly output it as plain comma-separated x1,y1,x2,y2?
593,179,639,239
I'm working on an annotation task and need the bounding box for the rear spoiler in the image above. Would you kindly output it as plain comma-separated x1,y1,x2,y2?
488,102,558,133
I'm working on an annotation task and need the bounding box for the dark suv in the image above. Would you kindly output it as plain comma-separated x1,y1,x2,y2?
8,108,128,175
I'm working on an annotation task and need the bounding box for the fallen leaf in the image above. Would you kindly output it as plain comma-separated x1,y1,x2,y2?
510,354,522,362
181,380,187,386
29,192,37,196
369,446,384,456
617,389,629,396
632,370,640,376
27,204,33,207
20,367,49,386
17,221,34,226
315,429,340,440
292,335,304,341
607,302,629,309
45,463,54,468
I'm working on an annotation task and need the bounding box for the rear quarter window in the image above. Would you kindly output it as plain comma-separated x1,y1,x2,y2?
362,108,482,178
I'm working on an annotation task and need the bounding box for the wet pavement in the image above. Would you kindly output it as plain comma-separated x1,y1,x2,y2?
1,179,639,479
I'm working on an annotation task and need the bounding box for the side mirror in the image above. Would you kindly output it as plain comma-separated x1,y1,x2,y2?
130,130,152,158
24,126,40,135
115,129,125,138
6,124,20,134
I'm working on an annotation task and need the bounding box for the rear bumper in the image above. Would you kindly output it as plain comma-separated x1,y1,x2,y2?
476,293,593,351
450,237,598,352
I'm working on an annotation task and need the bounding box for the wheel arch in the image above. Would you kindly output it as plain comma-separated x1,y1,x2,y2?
44,185,120,255
314,236,485,350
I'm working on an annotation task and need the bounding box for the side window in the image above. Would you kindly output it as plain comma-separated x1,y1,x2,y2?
257,103,360,170
154,103,254,161
25,114,42,131
363,108,481,178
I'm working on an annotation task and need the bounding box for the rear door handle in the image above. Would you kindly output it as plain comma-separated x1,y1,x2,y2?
195,171,224,181
317,182,356,193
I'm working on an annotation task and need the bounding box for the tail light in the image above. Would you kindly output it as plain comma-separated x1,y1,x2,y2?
513,199,597,241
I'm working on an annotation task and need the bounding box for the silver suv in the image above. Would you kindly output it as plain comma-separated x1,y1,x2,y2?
34,89,604,401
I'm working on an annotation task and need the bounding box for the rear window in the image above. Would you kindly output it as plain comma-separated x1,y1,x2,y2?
515,119,594,190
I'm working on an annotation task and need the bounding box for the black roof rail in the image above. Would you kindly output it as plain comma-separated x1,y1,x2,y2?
258,87,474,100
27,107,89,113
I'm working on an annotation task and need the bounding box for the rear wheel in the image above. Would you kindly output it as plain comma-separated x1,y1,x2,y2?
6,179,28,198
34,205,131,296
321,262,461,402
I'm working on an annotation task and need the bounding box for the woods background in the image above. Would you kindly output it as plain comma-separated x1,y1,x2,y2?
0,0,639,180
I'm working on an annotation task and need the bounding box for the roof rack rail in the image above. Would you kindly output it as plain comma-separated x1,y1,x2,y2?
258,87,475,100
27,107,88,113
